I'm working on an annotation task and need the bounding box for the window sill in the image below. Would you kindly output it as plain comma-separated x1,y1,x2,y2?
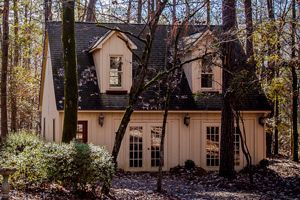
106,90,128,94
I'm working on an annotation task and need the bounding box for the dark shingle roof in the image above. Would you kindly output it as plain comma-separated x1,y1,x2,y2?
47,22,271,111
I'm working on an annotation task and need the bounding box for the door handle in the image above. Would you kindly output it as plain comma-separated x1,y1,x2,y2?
147,148,150,150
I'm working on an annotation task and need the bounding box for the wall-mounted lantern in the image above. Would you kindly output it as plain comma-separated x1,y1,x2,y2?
258,116,267,126
99,113,104,127
184,113,190,126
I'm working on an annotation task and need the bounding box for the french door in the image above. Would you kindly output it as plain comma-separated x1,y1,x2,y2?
127,123,166,171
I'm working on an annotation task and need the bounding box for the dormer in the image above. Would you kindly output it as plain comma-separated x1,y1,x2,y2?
182,30,222,94
89,30,137,93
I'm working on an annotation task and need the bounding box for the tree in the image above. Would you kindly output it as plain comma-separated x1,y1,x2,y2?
244,0,254,60
85,0,97,22
10,0,19,132
291,0,298,162
207,0,210,25
137,0,142,23
267,0,280,155
1,0,9,139
219,0,237,178
62,0,78,143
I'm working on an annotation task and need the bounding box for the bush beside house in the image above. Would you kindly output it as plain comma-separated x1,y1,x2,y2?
0,132,115,191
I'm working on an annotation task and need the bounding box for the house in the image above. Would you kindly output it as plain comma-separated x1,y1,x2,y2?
40,22,272,171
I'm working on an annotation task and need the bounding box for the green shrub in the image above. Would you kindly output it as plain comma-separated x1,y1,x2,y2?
44,142,115,191
184,159,196,170
1,131,43,155
0,132,115,191
0,132,47,188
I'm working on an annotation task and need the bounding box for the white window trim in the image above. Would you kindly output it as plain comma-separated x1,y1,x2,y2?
203,123,241,169
109,55,124,90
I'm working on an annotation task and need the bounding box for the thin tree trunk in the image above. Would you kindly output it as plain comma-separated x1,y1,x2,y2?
244,0,254,60
157,88,171,192
126,0,132,23
207,0,210,25
45,0,53,22
172,0,176,24
86,0,97,22
1,0,10,139
11,0,19,132
291,0,298,162
267,0,279,155
137,0,142,23
62,0,78,143
219,0,236,179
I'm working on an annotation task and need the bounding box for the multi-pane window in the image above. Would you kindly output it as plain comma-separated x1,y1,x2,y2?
76,123,84,142
109,56,123,87
206,126,220,166
206,125,241,167
151,126,162,167
234,127,241,166
129,126,143,168
201,64,213,88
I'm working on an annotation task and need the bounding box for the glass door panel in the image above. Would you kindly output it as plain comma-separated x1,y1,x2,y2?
129,126,143,168
150,126,162,167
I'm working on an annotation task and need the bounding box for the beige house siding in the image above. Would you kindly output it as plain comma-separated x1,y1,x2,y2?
52,111,268,171
183,32,222,93
92,32,133,93
41,45,60,142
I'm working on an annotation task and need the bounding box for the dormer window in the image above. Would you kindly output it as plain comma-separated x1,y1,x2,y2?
109,56,123,88
201,65,213,88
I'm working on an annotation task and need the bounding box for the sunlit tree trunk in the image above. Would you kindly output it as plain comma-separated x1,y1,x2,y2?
62,0,78,143
1,0,10,140
219,0,236,179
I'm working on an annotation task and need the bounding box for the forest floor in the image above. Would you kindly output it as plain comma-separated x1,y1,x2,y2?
9,156,300,200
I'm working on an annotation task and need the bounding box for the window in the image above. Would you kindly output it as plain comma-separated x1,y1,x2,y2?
205,125,241,167
234,127,241,166
201,65,213,88
76,121,88,143
151,126,162,167
206,126,220,166
129,126,143,168
109,56,123,87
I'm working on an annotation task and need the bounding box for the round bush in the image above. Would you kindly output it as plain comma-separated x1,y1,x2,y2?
184,159,196,170
44,142,115,191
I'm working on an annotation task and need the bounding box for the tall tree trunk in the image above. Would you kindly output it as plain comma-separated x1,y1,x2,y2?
291,0,298,162
137,0,142,23
219,0,236,179
126,0,132,23
62,0,78,143
85,0,97,22
11,0,19,132
207,0,210,25
1,0,9,139
267,0,279,155
244,0,254,61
